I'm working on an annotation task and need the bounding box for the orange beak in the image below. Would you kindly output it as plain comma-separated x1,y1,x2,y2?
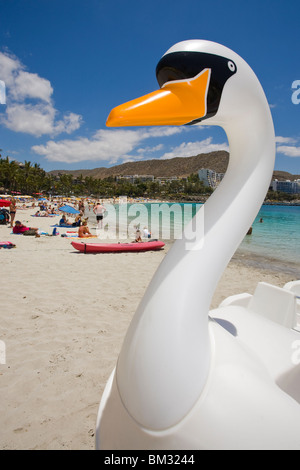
106,69,211,127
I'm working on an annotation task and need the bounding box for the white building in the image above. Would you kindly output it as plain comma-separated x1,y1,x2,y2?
271,179,300,194
116,175,155,183
156,176,179,185
198,168,225,189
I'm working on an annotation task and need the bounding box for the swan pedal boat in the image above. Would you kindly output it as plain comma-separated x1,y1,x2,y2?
95,40,300,450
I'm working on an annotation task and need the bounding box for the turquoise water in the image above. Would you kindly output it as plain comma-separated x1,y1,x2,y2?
87,202,300,269
239,204,300,265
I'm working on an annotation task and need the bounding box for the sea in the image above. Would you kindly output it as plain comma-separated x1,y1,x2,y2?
238,205,300,267
86,202,300,276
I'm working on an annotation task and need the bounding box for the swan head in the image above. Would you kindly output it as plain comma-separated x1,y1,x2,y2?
106,40,262,129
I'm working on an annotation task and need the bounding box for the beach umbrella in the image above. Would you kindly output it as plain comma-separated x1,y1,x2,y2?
0,199,11,207
59,204,80,215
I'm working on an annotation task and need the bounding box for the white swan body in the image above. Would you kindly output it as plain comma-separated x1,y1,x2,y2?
95,40,300,449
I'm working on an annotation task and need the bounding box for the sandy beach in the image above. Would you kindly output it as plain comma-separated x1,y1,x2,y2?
0,206,298,450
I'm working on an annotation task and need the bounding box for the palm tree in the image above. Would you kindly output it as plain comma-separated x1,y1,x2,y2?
0,157,20,192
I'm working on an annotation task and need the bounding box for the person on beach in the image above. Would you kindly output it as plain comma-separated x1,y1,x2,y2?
78,199,85,214
59,214,73,226
142,227,151,239
73,213,83,227
78,220,94,238
13,221,40,237
93,201,106,229
9,198,17,228
134,226,142,243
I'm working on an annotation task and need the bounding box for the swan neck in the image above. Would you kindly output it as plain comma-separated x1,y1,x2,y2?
115,96,275,431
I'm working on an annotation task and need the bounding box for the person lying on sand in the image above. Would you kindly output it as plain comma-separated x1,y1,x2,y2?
13,221,40,237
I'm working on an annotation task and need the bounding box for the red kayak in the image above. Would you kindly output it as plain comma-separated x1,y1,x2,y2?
71,240,165,253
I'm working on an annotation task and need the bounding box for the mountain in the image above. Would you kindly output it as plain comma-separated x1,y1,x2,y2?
271,170,300,181
48,151,299,181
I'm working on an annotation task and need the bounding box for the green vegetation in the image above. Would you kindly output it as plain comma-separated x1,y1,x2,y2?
0,156,50,195
266,189,299,203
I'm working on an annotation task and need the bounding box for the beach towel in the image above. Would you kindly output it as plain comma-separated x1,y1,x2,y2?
51,224,80,228
61,234,97,239
31,214,56,217
0,241,16,249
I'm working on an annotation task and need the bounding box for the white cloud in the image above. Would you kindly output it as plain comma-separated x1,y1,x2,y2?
275,136,297,144
140,127,184,138
0,52,21,84
0,50,82,137
277,145,300,157
4,103,56,136
119,155,142,164
54,112,82,135
160,137,229,160
32,128,146,163
137,144,164,155
31,127,185,163
3,104,82,137
12,71,53,102
275,136,300,157
32,127,228,165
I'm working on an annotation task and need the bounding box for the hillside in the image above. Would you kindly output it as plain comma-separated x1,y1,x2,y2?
49,151,299,181
272,170,300,181
49,151,230,179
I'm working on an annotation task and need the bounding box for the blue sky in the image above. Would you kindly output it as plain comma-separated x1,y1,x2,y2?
0,0,299,174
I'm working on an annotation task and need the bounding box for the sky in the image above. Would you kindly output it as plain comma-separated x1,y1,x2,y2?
0,0,299,174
